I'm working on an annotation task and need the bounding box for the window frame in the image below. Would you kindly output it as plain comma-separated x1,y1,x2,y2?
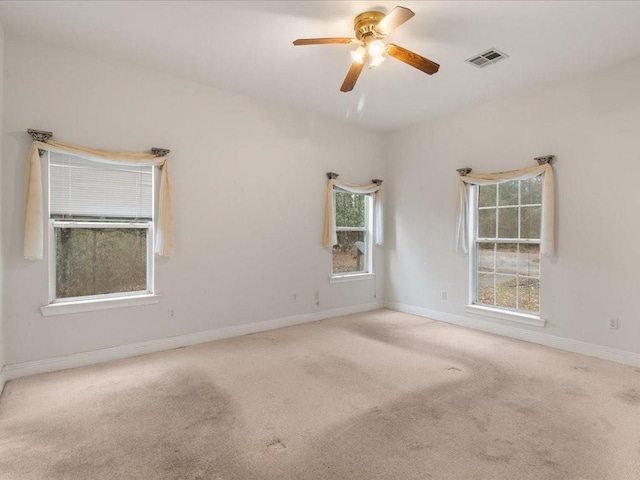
331,189,374,281
468,178,542,319
46,151,157,305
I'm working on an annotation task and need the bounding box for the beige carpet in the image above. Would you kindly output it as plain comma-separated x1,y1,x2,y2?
1,309,639,480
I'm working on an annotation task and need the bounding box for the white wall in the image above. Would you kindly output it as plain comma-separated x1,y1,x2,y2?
385,56,640,357
2,35,385,365
6,33,639,372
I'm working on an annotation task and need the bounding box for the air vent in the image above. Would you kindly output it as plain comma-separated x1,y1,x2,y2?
466,48,509,68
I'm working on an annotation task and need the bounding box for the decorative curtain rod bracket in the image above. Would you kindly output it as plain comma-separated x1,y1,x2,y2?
27,129,53,156
535,155,555,165
326,172,339,179
456,168,472,176
27,129,53,142
372,179,383,185
151,147,170,157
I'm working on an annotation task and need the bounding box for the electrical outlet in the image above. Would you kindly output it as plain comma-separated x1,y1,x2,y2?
441,291,447,300
168,309,175,320
314,291,320,306
608,318,618,330
292,293,297,302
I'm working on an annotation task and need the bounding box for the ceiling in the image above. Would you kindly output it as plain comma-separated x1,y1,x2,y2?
2,1,640,132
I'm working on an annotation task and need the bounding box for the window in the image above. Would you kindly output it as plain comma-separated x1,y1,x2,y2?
332,189,373,276
472,177,542,314
48,152,154,303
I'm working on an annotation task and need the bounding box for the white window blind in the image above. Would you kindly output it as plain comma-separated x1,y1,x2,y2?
49,151,153,220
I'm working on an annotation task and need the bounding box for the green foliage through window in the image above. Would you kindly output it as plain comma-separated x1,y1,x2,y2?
333,190,369,275
335,190,365,228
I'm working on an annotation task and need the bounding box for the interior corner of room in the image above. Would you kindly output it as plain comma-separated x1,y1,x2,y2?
1,2,640,479
2,0,640,408
2,0,640,413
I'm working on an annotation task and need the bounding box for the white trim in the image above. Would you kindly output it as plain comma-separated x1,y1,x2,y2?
52,221,152,228
335,227,367,232
468,186,476,304
6,301,383,380
331,191,374,278
48,218,55,303
366,194,374,273
0,366,6,397
465,304,546,328
49,220,155,304
41,294,161,316
330,273,376,283
384,301,640,368
469,182,543,313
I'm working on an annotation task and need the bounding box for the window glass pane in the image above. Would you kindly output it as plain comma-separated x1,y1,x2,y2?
498,207,518,238
518,277,540,313
520,206,541,239
478,242,495,272
478,184,496,207
475,179,542,315
495,274,517,309
518,244,540,277
496,243,517,274
335,191,366,228
521,176,542,205
477,273,495,306
56,227,147,299
332,231,366,273
498,181,519,206
478,208,496,238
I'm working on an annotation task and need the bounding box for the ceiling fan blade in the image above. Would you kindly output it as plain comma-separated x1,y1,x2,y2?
340,59,367,92
374,6,415,36
293,38,355,46
386,44,440,75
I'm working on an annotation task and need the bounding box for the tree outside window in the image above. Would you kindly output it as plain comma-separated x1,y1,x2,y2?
474,177,542,313
332,190,371,275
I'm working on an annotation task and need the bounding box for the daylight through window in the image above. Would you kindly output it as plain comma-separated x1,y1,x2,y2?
48,151,154,302
473,177,542,314
332,189,372,276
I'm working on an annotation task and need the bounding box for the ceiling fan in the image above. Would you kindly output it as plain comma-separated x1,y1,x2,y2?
293,6,440,92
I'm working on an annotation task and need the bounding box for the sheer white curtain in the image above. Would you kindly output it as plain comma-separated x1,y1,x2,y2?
24,140,174,260
322,177,383,247
454,163,555,256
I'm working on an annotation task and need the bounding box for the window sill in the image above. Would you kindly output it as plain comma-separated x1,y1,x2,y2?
465,304,546,328
41,294,161,317
329,273,375,284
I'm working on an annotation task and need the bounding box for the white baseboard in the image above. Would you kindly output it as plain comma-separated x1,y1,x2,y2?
384,301,640,368
5,301,383,381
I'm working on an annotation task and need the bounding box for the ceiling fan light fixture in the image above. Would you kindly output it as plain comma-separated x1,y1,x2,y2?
368,40,385,58
369,55,385,68
292,6,439,92
350,46,367,64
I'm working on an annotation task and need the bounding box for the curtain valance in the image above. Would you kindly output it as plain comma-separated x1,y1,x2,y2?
322,176,383,248
454,162,555,256
24,140,174,260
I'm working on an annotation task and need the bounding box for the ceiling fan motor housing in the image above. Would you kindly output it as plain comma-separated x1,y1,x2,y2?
354,11,386,42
